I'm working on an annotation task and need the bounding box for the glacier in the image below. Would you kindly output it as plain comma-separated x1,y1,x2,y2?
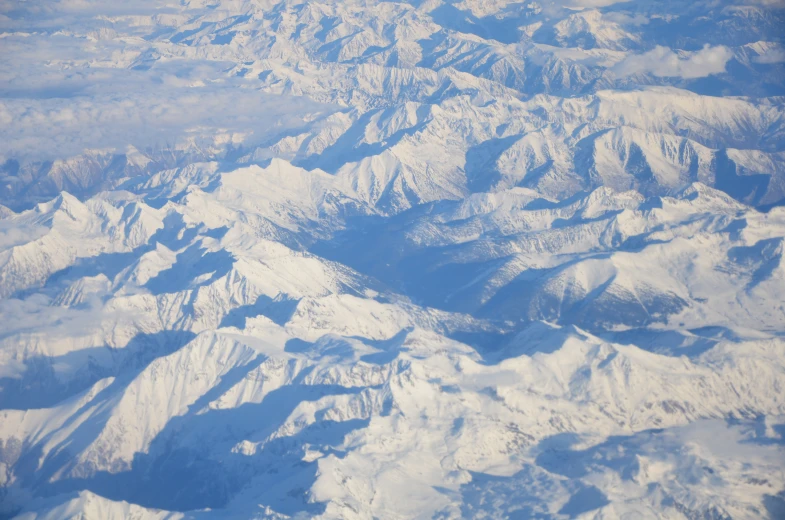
1,0,784,518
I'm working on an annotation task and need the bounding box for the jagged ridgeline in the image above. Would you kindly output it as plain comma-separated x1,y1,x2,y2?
1,1,785,519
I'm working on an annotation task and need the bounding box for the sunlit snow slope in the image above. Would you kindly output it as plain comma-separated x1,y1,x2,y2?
1,1,785,519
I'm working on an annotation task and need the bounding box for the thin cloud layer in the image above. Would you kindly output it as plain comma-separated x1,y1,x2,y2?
613,45,733,79
0,0,331,163
0,74,330,163
754,46,785,64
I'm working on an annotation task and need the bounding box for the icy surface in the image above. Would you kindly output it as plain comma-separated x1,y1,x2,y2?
1,0,785,519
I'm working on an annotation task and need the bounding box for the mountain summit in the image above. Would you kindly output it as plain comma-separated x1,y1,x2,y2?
1,1,784,518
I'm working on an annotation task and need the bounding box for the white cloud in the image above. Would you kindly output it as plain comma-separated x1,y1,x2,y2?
0,221,47,249
0,2,334,163
564,0,629,6
603,11,650,26
0,70,331,162
612,45,733,79
754,48,785,64
741,0,785,6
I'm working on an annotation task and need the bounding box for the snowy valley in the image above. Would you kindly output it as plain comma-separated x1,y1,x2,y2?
1,0,785,518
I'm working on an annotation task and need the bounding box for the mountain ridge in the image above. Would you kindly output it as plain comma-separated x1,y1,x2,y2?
1,0,785,518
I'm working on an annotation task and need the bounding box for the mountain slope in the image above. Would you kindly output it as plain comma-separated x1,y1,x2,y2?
1,0,785,519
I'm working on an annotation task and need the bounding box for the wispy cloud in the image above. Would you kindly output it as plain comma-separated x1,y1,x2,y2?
0,68,330,162
553,0,631,7
0,221,47,249
753,46,785,64
603,12,649,26
0,0,334,163
613,45,733,79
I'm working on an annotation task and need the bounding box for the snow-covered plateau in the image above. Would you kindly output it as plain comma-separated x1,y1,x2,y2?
1,0,784,518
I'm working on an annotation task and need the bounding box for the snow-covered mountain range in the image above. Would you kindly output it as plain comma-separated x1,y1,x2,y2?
1,0,784,518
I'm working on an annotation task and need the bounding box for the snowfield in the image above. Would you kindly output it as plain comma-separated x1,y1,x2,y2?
1,0,785,518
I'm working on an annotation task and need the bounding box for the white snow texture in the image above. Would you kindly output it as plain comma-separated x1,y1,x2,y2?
1,0,785,519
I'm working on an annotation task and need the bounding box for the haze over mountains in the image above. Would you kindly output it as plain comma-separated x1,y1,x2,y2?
1,0,784,518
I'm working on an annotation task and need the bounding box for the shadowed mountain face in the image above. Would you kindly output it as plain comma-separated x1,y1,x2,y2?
1,1,785,519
